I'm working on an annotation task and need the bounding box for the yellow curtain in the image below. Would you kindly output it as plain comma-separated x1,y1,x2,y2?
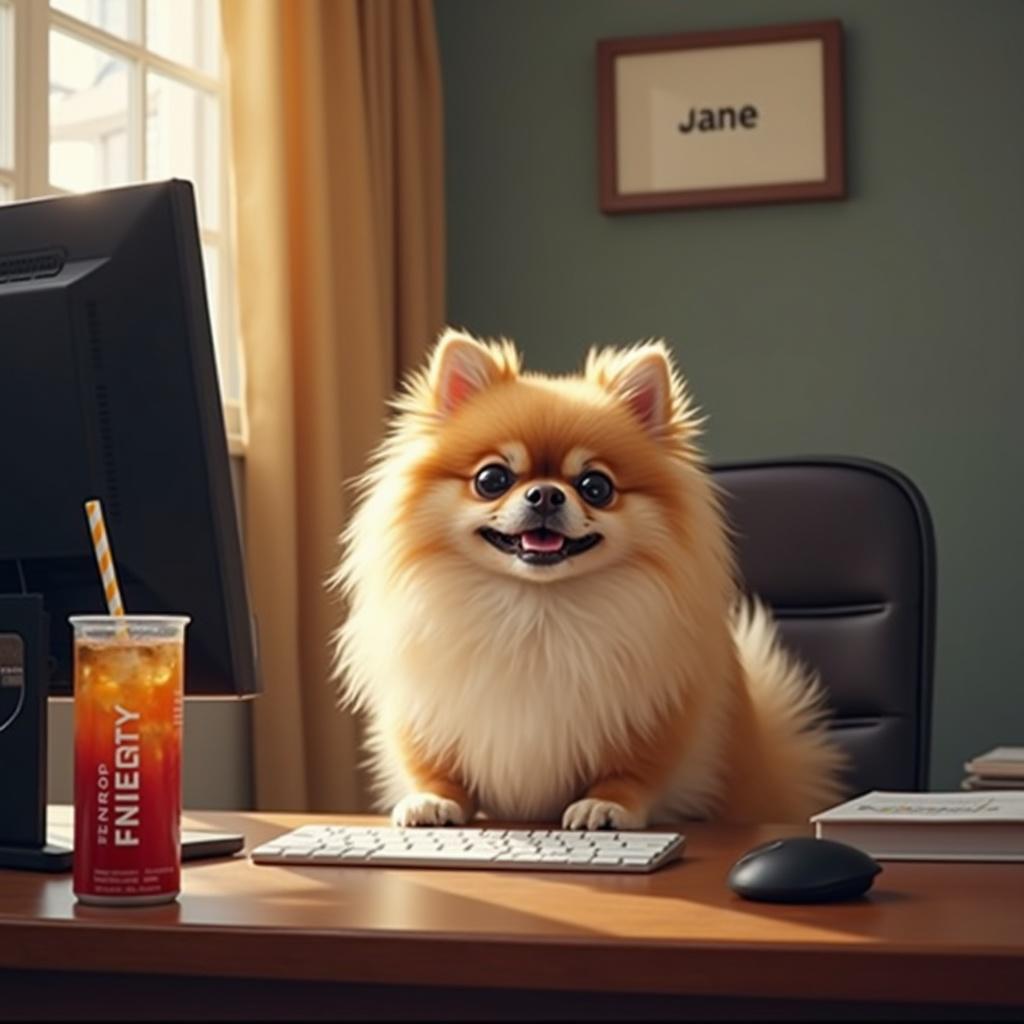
221,0,445,811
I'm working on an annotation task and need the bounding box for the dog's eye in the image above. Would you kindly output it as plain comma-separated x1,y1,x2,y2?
577,471,614,508
474,464,514,499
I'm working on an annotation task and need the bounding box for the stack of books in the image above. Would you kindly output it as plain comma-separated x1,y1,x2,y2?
962,746,1024,791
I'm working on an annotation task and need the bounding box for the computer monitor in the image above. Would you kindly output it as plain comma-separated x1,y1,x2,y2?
0,180,260,698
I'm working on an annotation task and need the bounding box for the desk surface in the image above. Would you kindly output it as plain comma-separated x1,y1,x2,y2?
1,809,1023,1008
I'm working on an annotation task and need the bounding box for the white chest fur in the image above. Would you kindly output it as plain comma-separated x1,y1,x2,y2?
348,563,720,820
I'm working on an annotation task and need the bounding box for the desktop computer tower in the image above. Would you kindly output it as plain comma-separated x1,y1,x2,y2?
0,595,71,870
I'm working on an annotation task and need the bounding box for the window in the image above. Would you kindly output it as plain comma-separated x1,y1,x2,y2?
0,0,244,451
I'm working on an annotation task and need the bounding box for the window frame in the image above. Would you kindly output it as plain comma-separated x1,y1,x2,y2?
1,0,245,455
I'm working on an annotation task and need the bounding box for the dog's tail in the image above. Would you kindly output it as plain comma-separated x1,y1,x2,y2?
727,599,848,822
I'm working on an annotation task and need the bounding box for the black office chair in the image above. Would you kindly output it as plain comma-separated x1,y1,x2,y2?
712,457,936,797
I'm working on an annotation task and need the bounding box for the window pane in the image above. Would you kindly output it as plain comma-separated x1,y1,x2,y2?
0,180,12,203
0,3,12,170
146,0,219,74
50,31,132,192
201,241,235,400
51,0,131,41
146,73,218,229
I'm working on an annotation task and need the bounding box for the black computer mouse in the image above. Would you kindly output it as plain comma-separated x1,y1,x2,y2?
728,837,882,903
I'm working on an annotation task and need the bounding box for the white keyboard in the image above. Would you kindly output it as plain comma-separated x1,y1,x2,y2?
250,824,685,873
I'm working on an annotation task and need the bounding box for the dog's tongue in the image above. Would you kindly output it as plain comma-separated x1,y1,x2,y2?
520,530,565,553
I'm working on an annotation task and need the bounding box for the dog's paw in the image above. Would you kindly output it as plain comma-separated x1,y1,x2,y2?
391,792,467,827
562,798,646,831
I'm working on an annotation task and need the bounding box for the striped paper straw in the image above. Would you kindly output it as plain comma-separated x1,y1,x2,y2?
84,499,125,617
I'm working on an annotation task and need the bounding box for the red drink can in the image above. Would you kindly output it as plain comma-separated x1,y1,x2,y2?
70,615,189,906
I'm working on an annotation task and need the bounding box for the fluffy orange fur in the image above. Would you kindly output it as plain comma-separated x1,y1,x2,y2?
332,329,846,829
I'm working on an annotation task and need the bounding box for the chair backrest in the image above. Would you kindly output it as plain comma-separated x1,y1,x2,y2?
712,458,936,796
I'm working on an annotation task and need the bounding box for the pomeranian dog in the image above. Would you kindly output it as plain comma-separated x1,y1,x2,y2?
332,329,845,829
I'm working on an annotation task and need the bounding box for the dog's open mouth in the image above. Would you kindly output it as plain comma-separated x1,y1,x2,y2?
479,527,602,565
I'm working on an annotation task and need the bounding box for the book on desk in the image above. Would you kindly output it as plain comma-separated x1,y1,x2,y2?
811,789,1024,861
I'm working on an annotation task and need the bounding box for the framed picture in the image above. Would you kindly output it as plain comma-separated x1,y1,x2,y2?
597,20,845,213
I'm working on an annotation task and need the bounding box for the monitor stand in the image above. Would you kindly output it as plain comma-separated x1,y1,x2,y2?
0,594,73,871
0,842,73,872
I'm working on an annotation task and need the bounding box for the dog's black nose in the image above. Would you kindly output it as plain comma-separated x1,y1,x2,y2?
524,484,566,516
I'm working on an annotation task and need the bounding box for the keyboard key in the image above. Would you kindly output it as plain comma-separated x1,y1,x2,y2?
368,850,432,862
370,849,498,865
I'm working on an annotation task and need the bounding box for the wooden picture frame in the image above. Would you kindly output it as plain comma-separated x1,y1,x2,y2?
597,20,846,213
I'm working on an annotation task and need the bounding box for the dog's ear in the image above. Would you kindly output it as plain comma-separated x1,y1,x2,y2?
586,342,677,437
429,329,518,415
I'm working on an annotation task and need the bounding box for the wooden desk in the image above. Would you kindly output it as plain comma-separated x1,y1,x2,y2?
0,810,1022,1020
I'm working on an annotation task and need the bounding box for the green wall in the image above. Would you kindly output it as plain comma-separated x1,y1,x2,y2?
435,0,1024,790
